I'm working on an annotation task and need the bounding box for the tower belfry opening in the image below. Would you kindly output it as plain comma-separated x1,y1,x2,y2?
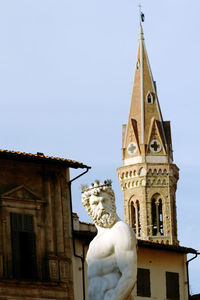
117,22,179,245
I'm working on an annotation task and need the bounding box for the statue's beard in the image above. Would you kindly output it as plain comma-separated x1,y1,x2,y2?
91,209,117,228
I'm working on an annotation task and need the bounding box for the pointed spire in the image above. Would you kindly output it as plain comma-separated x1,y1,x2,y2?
122,22,172,165
138,23,144,41
139,23,145,145
118,16,179,247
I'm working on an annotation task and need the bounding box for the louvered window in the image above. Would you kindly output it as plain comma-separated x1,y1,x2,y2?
10,213,37,279
166,272,180,300
137,268,151,297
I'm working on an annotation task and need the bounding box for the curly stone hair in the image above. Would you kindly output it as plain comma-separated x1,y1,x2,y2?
81,180,116,217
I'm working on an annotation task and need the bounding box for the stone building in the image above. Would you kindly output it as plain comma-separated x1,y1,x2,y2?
0,22,198,300
0,149,90,299
116,23,198,299
73,24,198,300
117,24,178,245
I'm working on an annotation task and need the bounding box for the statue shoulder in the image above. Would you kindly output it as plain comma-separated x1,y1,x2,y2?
114,219,133,232
112,220,136,249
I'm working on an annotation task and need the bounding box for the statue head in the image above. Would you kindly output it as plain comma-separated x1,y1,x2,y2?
81,180,117,228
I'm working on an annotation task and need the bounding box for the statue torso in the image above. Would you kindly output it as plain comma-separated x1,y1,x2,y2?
86,221,124,300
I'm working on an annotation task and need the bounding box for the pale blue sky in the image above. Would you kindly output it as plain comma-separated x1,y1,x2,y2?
0,0,199,294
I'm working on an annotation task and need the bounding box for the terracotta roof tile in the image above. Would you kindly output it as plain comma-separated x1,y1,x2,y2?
138,239,197,254
79,221,94,226
0,149,90,169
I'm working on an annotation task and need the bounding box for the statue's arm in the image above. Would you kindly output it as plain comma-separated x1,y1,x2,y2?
111,223,137,300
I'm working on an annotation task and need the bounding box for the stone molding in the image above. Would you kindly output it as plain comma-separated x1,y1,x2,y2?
0,185,45,210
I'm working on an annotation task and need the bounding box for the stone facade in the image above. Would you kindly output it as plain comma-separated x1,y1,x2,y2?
0,150,88,300
118,163,179,245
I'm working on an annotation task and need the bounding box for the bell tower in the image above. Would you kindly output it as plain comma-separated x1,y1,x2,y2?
117,24,179,245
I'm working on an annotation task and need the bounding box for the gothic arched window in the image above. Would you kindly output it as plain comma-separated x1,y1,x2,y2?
151,195,164,236
137,201,141,237
158,199,163,235
131,203,136,232
146,91,154,104
131,200,141,237
152,199,157,235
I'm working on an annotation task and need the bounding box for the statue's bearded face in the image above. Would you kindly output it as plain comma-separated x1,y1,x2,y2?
88,191,117,228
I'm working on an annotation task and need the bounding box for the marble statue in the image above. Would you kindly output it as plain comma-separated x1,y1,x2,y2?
81,180,137,300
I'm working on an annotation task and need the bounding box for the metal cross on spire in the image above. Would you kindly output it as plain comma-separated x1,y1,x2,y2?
138,3,145,23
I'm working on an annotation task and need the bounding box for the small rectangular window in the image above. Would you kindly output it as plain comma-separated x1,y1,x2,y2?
166,272,180,300
10,213,37,279
137,268,151,297
148,97,152,104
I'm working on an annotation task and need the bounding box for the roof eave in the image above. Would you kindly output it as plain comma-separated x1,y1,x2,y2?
138,240,197,254
73,229,197,254
0,149,90,169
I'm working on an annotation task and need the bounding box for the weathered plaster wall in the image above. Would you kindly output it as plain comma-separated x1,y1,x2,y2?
133,247,188,300
0,158,74,299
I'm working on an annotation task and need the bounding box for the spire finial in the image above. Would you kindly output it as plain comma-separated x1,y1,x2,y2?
138,4,144,40
138,3,145,24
